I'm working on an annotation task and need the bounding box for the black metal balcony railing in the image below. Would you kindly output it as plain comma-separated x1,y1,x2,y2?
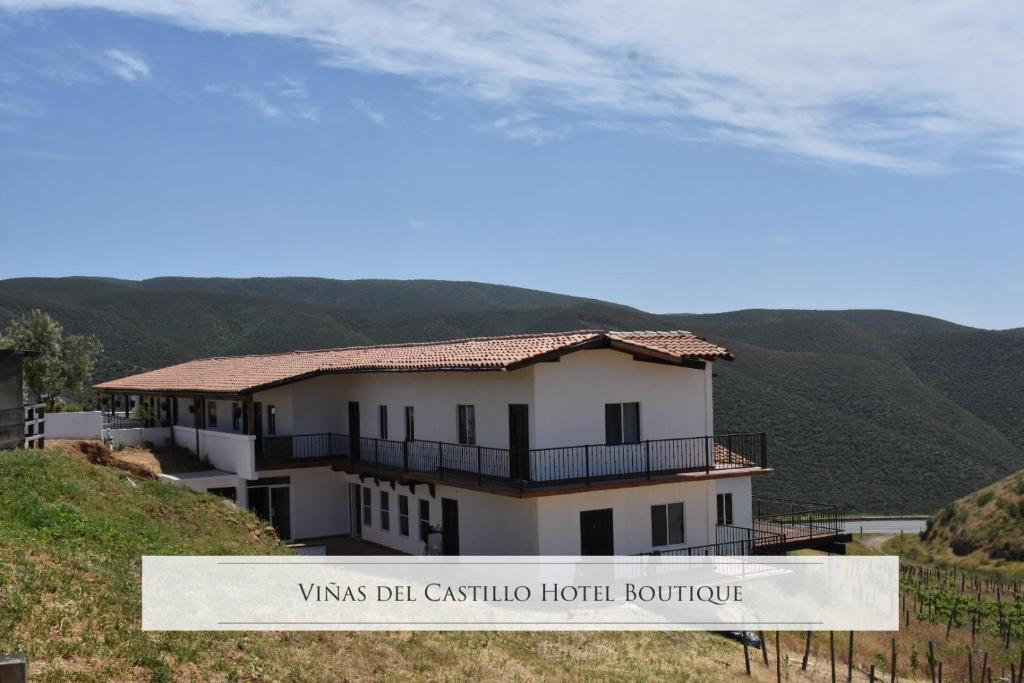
260,431,767,491
752,496,846,547
643,524,787,557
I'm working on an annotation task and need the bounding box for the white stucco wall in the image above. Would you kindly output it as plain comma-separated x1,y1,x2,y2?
532,349,712,448
340,474,540,555
534,479,717,555
46,411,103,439
247,348,713,454
252,466,350,541
107,426,174,448
173,426,256,479
714,476,753,528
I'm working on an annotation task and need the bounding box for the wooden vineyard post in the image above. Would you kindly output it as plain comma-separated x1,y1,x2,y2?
848,631,854,682
891,638,897,683
830,631,836,683
776,631,782,683
803,631,812,671
760,631,769,667
743,632,751,676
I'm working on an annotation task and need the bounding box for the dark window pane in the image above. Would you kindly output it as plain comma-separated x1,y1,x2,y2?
380,491,390,530
363,486,372,526
668,503,685,545
605,403,623,445
419,498,430,541
399,494,409,536
651,504,667,547
623,402,640,443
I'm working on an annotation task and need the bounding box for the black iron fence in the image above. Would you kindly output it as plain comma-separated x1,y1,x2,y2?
643,524,785,556
752,496,845,547
260,431,767,491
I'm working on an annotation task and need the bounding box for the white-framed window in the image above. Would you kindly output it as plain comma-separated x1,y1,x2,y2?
231,402,241,431
362,486,372,527
399,495,410,536
267,405,277,435
717,493,734,526
404,406,415,442
605,402,640,444
378,405,389,440
380,490,390,531
651,502,685,547
456,404,476,446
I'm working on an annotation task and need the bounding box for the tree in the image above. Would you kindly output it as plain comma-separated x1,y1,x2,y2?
0,309,103,407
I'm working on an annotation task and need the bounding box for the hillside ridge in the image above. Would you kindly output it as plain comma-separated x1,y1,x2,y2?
2,275,1022,514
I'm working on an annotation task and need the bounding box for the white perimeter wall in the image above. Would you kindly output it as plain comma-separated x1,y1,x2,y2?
173,426,256,480
46,411,103,439
107,426,174,448
535,479,717,556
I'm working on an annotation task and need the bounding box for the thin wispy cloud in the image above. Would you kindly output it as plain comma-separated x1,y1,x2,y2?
101,47,150,82
205,77,319,122
350,97,387,127
3,1,1024,171
483,112,565,145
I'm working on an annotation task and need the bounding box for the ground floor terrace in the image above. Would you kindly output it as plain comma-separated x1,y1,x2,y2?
162,460,848,557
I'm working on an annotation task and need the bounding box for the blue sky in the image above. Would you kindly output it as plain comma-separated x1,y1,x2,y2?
1,3,1022,329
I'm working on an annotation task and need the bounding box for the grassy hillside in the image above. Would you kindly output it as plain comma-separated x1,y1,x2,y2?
919,468,1024,568
2,276,1023,514
0,448,771,682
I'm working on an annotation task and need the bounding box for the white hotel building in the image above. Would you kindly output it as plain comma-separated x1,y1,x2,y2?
95,330,846,556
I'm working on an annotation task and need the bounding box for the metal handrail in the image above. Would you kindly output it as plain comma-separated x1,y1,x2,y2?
259,431,768,490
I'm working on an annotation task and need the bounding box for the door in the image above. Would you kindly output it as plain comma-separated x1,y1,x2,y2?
248,484,292,540
349,483,362,538
252,401,263,457
580,508,614,555
249,486,270,525
508,404,529,480
441,498,460,555
270,486,292,541
348,401,361,460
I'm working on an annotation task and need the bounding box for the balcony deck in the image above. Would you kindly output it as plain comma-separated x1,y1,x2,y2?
256,432,771,496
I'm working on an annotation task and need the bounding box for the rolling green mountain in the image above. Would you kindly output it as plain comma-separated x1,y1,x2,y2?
2,276,1021,514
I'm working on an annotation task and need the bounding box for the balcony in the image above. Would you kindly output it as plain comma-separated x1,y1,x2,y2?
751,497,851,553
257,431,768,493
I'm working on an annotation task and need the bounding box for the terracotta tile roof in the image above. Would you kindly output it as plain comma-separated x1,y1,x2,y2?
93,330,731,395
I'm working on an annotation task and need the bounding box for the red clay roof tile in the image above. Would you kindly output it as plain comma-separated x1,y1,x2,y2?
93,330,731,394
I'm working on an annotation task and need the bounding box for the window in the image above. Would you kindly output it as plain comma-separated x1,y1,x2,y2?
232,402,241,431
207,401,218,428
378,405,389,440
404,406,415,441
267,405,277,435
362,486,372,526
717,493,734,526
380,491,390,531
651,502,685,547
399,495,410,536
605,402,640,444
419,498,431,542
207,486,236,502
456,404,476,445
